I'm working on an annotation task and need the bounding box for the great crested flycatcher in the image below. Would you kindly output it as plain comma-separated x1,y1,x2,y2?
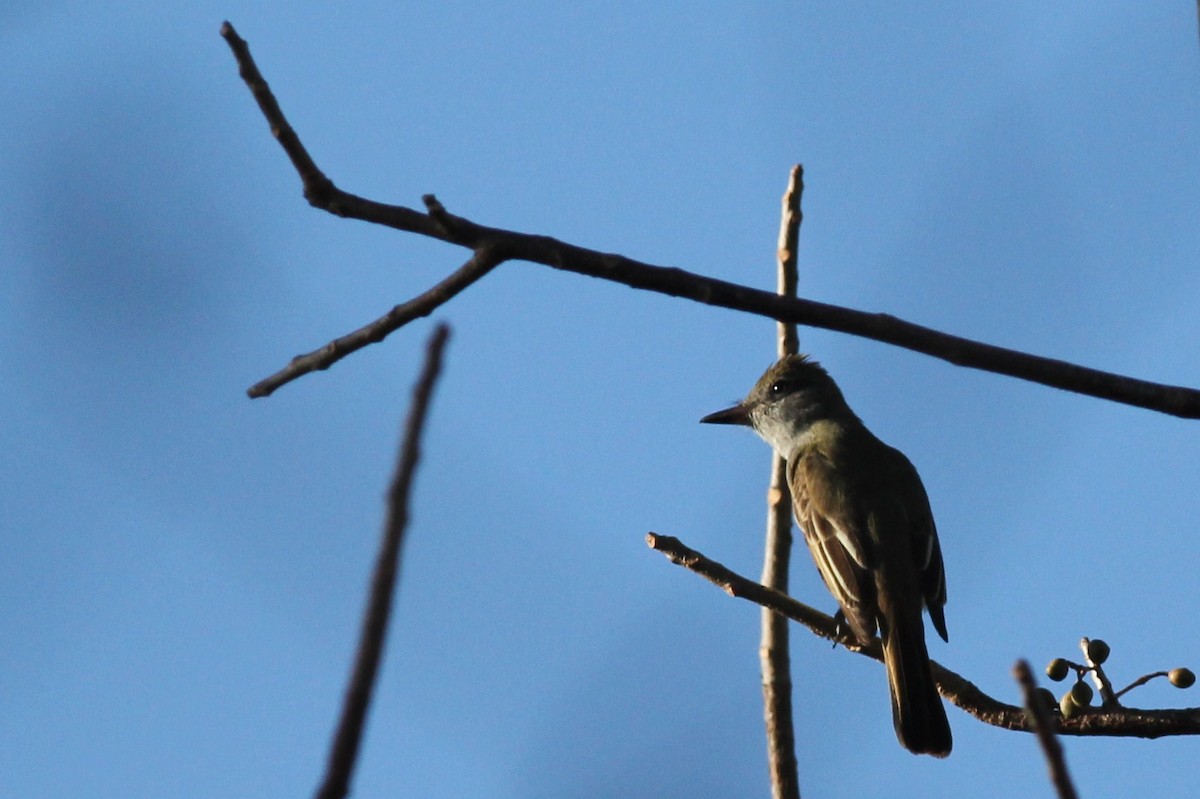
701,354,951,757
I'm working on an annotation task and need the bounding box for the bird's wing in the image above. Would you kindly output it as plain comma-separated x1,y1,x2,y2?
882,445,948,643
790,450,878,641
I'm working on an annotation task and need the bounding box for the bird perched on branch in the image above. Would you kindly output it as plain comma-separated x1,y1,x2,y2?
702,354,951,757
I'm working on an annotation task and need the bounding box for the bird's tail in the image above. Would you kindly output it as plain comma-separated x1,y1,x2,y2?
882,612,952,757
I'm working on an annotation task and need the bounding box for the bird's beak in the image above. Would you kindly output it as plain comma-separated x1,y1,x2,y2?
700,403,752,426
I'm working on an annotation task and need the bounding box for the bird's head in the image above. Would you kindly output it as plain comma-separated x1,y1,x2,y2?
700,354,852,454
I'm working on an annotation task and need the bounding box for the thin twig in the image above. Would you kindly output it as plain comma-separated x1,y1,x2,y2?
775,164,802,357
248,251,497,397
313,323,451,799
646,532,1200,738
220,21,333,203
1013,660,1079,799
760,165,803,799
220,21,1200,419
1115,671,1170,701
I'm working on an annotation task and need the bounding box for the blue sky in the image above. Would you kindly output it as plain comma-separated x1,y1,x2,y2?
4,3,1200,797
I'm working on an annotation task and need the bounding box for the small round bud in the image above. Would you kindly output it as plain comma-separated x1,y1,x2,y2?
1070,680,1094,707
1086,639,1110,665
1046,658,1070,682
1035,687,1058,711
1169,668,1195,689
1059,692,1081,719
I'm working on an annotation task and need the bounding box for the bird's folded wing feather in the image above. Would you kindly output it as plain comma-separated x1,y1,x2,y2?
790,451,878,641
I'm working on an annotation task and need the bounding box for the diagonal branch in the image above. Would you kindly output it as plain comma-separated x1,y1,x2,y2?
1014,659,1079,799
221,21,1200,420
314,324,451,799
248,250,497,397
647,532,1200,739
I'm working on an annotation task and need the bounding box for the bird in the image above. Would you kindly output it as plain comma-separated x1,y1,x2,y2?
701,354,951,756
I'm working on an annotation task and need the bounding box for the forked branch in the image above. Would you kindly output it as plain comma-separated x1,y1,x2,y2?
647,532,1200,739
220,21,1200,418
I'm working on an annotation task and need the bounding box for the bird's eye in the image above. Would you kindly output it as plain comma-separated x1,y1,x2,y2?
769,380,791,396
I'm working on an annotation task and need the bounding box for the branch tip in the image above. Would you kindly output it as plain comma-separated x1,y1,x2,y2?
247,253,496,398
313,324,451,799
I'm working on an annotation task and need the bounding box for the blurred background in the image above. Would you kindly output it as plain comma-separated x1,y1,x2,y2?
3,3,1200,797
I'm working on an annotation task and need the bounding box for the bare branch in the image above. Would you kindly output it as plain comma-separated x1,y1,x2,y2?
220,21,331,203
647,532,1200,739
314,324,451,799
221,20,1200,419
761,164,803,799
1013,660,1079,799
248,251,497,398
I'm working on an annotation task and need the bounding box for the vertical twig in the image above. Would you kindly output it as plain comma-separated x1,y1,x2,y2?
1080,637,1117,707
1013,659,1080,799
313,323,452,799
775,165,803,357
761,164,804,799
